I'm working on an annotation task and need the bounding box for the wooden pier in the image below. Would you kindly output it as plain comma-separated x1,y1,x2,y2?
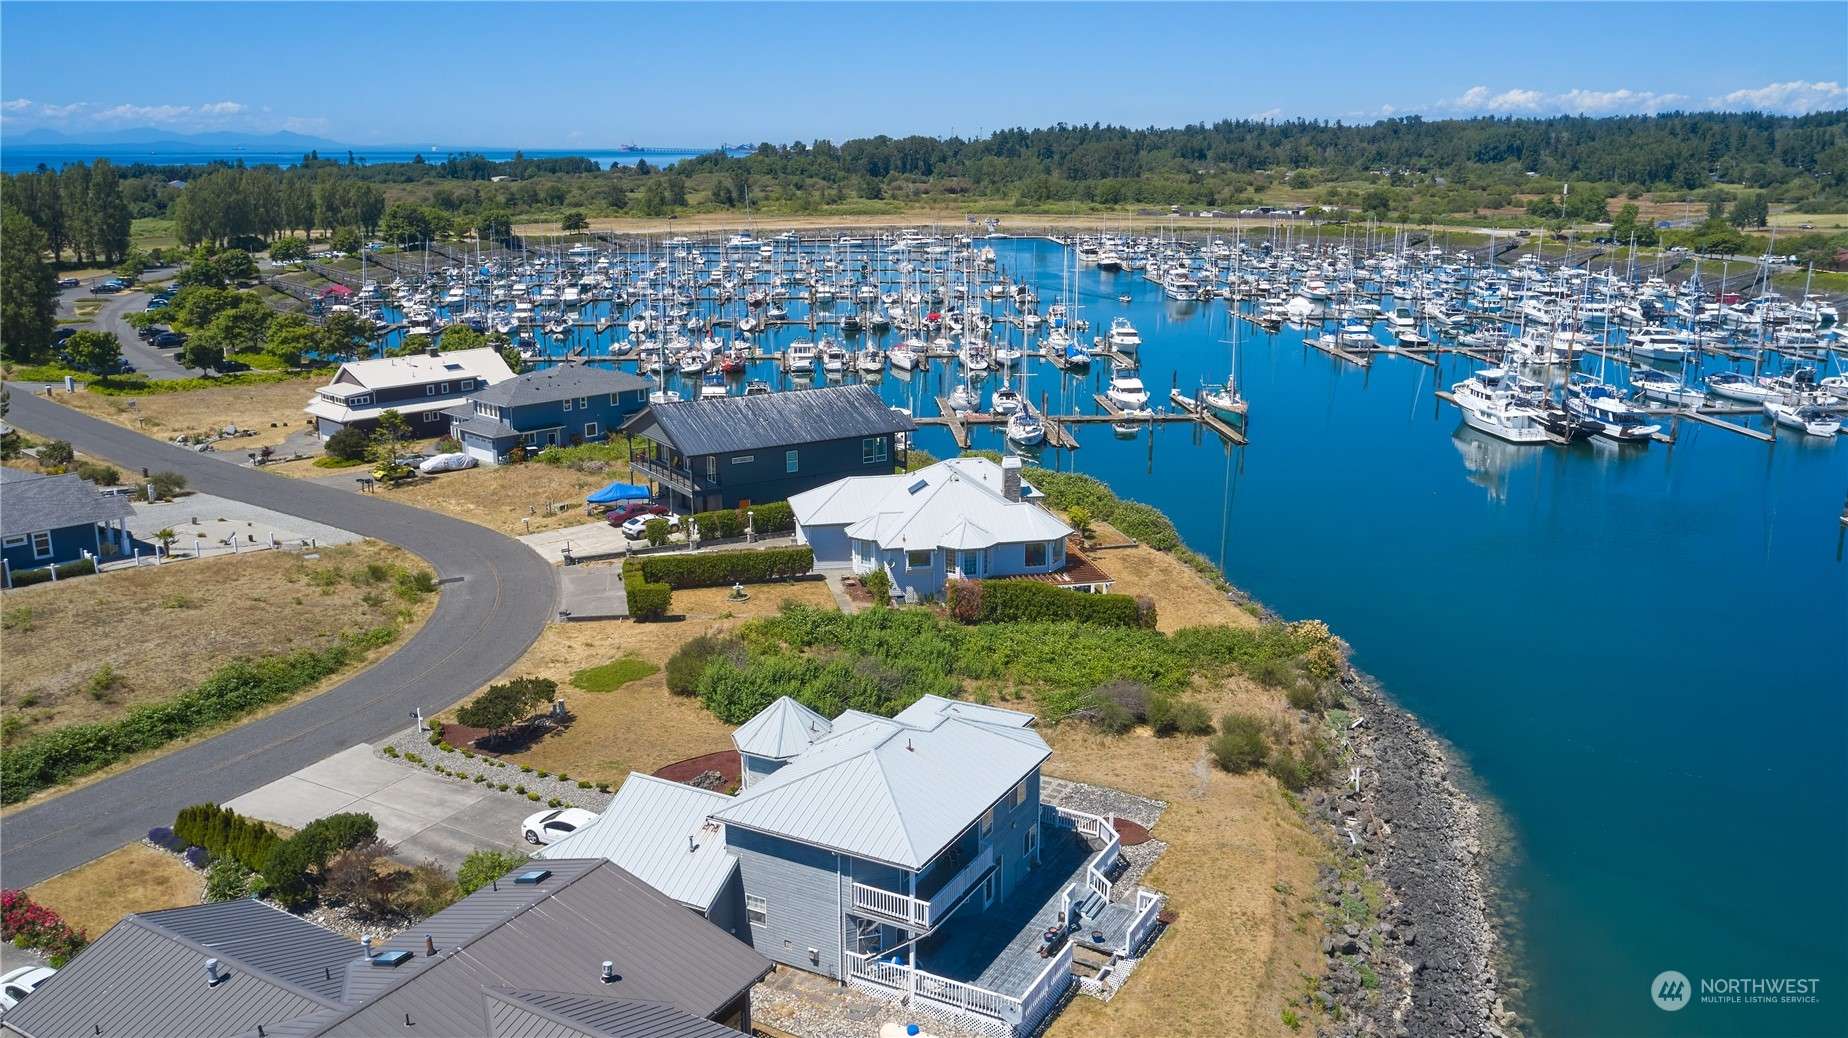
919,397,1078,449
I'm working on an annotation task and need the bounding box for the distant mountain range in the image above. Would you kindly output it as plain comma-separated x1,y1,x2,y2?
6,127,351,151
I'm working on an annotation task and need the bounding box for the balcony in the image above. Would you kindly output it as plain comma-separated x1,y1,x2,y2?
851,845,995,931
631,455,702,496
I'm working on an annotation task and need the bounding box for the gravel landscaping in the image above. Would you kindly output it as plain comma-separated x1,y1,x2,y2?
377,726,614,812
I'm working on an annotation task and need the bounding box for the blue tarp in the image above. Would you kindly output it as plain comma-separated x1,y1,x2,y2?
586,481,650,505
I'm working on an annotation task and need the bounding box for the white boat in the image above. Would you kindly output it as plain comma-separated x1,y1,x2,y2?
1338,324,1377,349
1106,371,1150,410
1448,368,1552,445
1005,409,1045,447
819,342,848,375
784,339,817,373
1764,400,1843,437
948,383,979,412
1565,376,1661,442
1705,371,1779,403
991,385,1022,415
1108,316,1142,354
1627,327,1695,363
857,346,886,373
1630,369,1706,408
699,371,727,399
889,339,921,371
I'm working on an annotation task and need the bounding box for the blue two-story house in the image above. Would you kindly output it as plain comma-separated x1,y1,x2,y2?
2,466,137,584
304,347,513,441
445,365,653,465
619,385,916,513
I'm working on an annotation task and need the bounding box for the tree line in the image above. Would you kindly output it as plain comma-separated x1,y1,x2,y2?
3,160,133,264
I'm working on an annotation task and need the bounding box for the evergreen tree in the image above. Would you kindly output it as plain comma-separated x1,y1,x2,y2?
0,207,58,362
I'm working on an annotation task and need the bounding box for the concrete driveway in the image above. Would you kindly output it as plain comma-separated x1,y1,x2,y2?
225,745,536,865
519,520,633,563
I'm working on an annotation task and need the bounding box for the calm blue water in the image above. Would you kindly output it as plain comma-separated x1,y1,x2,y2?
391,236,1844,1035
0,145,747,173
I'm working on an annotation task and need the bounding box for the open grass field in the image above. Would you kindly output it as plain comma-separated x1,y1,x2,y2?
1768,208,1848,230
375,457,636,535
0,541,432,740
25,843,202,939
129,217,181,254
1083,526,1258,635
57,377,321,450
444,580,836,784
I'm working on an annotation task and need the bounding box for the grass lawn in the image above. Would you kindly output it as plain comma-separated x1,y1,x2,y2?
0,541,433,741
570,656,659,693
444,581,836,784
130,217,180,254
56,377,322,450
1082,523,1258,635
26,843,202,939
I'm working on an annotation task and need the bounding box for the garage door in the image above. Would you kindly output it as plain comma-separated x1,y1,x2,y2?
463,440,499,465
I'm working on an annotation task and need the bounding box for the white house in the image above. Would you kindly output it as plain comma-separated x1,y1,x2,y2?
303,346,514,441
790,455,1080,602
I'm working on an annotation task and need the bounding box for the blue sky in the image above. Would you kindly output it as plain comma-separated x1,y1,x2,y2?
3,1,1844,146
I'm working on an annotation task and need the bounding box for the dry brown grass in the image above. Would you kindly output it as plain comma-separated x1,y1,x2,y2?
0,541,433,738
376,459,636,536
1083,522,1258,635
26,843,202,939
445,580,837,783
1045,661,1325,1038
58,378,321,450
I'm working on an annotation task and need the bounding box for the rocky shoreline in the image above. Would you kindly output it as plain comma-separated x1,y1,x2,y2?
1304,666,1519,1038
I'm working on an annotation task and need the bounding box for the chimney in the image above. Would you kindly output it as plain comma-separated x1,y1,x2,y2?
361,934,373,957
600,961,617,984
687,834,697,853
1001,455,1022,502
424,934,436,957
425,344,439,358
204,958,225,987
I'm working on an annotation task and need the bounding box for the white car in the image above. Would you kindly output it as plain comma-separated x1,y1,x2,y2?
522,807,598,845
1,965,56,1010
619,512,682,540
417,452,478,474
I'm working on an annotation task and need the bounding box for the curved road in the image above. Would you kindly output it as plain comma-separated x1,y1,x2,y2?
2,391,557,886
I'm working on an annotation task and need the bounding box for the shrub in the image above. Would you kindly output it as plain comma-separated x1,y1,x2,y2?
861,567,892,605
73,461,120,486
323,840,399,919
260,812,379,908
456,849,528,895
637,547,813,589
1248,657,1297,689
1210,712,1270,773
1096,679,1150,722
204,858,253,902
665,634,747,695
686,507,745,540
148,471,188,499
577,779,592,789
1302,640,1345,683
643,517,669,546
946,579,982,623
381,745,399,758
1,889,88,966
147,826,183,852
1267,738,1334,792
397,861,459,918
1285,682,1322,713
1148,697,1214,737
748,500,794,533
173,804,280,872
527,792,540,801
2,629,396,802
970,580,1147,628
1090,699,1137,735
7,558,99,587
620,558,671,620
184,845,212,869
324,426,372,461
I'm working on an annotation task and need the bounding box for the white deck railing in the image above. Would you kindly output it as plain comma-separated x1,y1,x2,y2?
1119,887,1163,956
846,942,1076,1037
1052,805,1121,902
852,844,996,930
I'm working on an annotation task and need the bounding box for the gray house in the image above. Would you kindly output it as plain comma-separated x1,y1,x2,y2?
1,466,137,583
304,347,513,441
620,385,915,513
547,695,1166,1037
0,859,771,1038
446,364,653,464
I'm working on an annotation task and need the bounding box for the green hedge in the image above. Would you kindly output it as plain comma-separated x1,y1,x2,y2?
620,559,672,621
682,501,795,540
0,626,398,803
974,579,1152,628
261,811,379,908
174,803,280,873
750,501,794,533
638,547,813,589
8,558,99,587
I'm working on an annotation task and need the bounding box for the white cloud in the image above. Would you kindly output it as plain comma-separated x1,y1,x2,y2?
0,97,328,136
1709,80,1848,114
94,103,192,124
1,98,32,112
1250,107,1282,120
1440,84,1688,116
198,101,247,116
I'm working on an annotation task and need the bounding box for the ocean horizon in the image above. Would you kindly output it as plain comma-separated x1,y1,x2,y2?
0,143,752,174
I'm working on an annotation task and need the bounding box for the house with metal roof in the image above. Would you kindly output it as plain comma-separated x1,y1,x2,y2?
303,347,513,441
790,455,1097,602
0,859,771,1038
445,364,653,465
1,466,137,583
730,695,832,788
619,385,915,513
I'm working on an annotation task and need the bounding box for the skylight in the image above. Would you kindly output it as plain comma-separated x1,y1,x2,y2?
907,478,929,495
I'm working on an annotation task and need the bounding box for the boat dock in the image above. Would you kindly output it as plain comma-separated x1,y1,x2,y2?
920,397,1079,450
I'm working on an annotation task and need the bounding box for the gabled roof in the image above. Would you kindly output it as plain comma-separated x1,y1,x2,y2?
711,707,1050,870
470,365,653,408
731,696,831,760
620,385,914,456
894,693,1037,730
320,347,512,393
792,457,1069,553
538,775,737,912
0,900,357,1038
0,466,136,538
483,991,742,1038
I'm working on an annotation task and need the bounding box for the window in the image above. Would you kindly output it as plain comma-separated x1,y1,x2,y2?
584,422,599,439
423,411,443,423
2,535,25,548
785,449,799,473
563,398,573,412
30,531,52,559
982,872,996,907
1024,826,1037,857
576,397,588,410
705,456,718,477
461,379,474,391
746,894,767,925
610,393,620,406
980,806,994,837
1013,779,1027,807
440,382,451,394
732,454,754,465
907,549,933,569
960,550,981,577
862,436,888,464
1024,542,1047,567
425,385,437,396
350,394,372,406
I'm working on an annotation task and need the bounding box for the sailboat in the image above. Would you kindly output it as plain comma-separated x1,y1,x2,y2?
1004,362,1044,446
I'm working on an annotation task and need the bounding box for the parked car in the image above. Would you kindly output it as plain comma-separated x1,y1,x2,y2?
89,278,125,294
521,807,598,845
151,331,186,349
603,501,668,527
52,327,76,344
416,452,478,474
0,965,56,1010
56,277,79,289
619,512,681,539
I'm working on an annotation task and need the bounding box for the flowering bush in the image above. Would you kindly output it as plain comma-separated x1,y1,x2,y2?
1,889,88,965
184,846,212,870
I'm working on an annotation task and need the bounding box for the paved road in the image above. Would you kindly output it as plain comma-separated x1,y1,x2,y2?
1,391,557,886
57,276,194,379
